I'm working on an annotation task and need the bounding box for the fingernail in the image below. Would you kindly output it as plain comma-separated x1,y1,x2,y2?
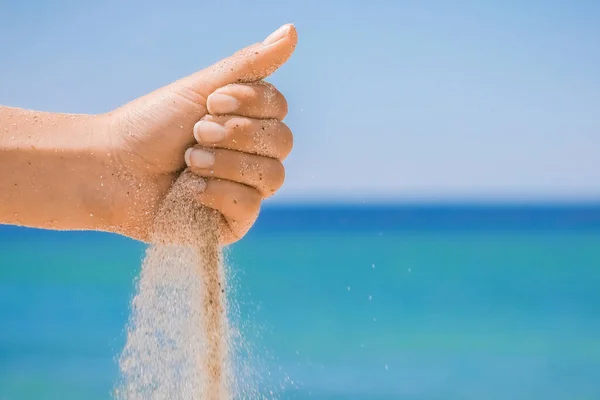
262,24,291,45
207,93,239,114
194,121,227,143
185,148,215,168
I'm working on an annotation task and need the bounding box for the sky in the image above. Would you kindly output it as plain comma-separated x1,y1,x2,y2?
1,0,599,203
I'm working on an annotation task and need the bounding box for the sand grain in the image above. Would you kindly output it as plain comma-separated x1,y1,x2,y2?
117,170,230,400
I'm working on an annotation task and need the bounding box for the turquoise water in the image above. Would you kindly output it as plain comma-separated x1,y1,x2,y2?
1,206,600,399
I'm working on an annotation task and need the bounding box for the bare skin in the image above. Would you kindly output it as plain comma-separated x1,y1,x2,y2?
0,24,298,244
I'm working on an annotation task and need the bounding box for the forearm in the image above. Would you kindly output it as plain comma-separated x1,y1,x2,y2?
0,106,116,231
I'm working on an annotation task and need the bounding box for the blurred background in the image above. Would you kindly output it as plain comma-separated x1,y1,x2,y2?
1,1,600,399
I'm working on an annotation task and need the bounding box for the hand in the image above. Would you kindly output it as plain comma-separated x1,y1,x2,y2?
104,24,297,243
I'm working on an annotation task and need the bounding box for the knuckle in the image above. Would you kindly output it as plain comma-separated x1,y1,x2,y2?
277,122,294,158
263,159,286,192
238,188,262,216
259,82,288,119
275,91,288,119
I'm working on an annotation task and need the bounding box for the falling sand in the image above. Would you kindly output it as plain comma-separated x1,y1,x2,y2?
116,170,230,399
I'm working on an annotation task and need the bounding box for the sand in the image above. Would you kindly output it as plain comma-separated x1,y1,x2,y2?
116,170,230,399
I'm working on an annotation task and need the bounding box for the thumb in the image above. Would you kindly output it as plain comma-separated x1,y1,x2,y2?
181,24,298,96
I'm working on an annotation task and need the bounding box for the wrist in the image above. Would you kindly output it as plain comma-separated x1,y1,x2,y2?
95,111,166,241
39,112,119,232
73,113,120,231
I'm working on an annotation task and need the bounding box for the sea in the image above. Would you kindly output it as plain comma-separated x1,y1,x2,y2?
1,204,600,400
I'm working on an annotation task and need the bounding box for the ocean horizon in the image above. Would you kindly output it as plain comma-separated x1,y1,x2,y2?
2,203,600,237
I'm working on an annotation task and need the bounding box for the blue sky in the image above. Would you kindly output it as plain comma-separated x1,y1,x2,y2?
1,0,599,203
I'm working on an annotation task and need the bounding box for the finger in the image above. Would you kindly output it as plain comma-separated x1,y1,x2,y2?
197,178,262,244
180,24,298,97
185,147,285,197
193,116,293,160
207,82,288,120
